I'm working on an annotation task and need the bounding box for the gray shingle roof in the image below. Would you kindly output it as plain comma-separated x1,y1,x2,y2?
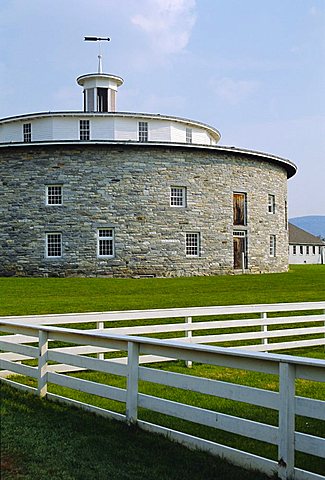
289,223,325,245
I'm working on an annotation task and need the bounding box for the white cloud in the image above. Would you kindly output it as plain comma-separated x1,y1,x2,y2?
131,0,196,55
210,77,260,105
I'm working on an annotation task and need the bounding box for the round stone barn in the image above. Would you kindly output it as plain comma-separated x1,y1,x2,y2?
0,64,297,277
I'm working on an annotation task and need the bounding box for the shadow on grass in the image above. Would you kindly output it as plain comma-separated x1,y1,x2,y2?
0,383,275,480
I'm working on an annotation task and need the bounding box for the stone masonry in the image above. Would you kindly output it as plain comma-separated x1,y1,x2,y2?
0,143,289,277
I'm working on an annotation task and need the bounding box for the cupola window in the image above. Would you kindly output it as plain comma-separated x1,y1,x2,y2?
97,88,108,112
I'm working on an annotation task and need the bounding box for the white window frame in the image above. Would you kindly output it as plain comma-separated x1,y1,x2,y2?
186,232,200,257
293,245,297,255
80,119,90,140
186,127,192,144
300,245,304,255
312,246,316,255
269,235,276,257
170,186,186,207
46,233,62,258
23,123,32,142
268,194,275,214
138,121,148,142
97,228,115,258
46,185,63,206
233,231,246,237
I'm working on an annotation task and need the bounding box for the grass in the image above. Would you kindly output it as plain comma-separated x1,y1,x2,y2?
0,265,324,316
8,350,325,477
1,265,325,478
1,382,274,480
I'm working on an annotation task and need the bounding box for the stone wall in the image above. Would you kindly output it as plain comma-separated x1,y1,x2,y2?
0,144,288,277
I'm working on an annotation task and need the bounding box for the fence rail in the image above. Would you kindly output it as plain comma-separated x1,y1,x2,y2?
1,303,325,480
1,302,325,371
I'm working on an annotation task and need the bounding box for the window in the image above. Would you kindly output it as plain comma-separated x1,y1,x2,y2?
98,229,114,257
293,245,297,255
80,120,90,140
23,123,31,142
186,232,200,257
46,185,63,205
233,192,247,225
268,194,275,214
170,187,186,207
138,121,148,142
110,90,116,112
269,235,276,257
306,245,310,255
313,246,316,255
85,88,95,111
46,233,62,258
97,88,108,112
186,128,192,144
300,245,304,255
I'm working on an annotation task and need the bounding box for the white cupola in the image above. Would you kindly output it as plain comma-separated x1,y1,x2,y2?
77,36,123,112
77,73,123,112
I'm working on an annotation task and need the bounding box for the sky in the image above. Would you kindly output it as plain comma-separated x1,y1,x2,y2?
0,0,324,217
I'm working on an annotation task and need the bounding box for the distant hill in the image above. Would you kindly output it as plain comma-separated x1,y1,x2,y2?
289,216,325,239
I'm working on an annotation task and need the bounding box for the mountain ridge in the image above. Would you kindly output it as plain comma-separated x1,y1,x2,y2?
289,215,325,239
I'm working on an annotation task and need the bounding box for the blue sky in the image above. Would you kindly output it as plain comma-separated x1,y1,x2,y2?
1,0,324,217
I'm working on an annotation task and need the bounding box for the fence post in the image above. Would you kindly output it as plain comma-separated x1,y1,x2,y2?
278,361,295,480
96,321,105,360
37,330,48,398
126,341,139,424
185,316,192,368
261,312,268,349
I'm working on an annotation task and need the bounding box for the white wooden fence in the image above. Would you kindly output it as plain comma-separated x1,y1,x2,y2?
1,302,325,373
1,303,324,480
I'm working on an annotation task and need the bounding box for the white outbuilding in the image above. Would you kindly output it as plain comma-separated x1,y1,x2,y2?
289,223,325,264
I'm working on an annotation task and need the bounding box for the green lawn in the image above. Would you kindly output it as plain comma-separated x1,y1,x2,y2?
1,382,276,480
1,265,324,479
8,350,325,477
1,265,325,316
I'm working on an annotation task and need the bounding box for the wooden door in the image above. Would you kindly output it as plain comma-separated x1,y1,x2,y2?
233,236,244,269
233,193,246,225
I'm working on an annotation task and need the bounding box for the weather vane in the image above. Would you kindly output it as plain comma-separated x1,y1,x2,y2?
84,36,111,73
